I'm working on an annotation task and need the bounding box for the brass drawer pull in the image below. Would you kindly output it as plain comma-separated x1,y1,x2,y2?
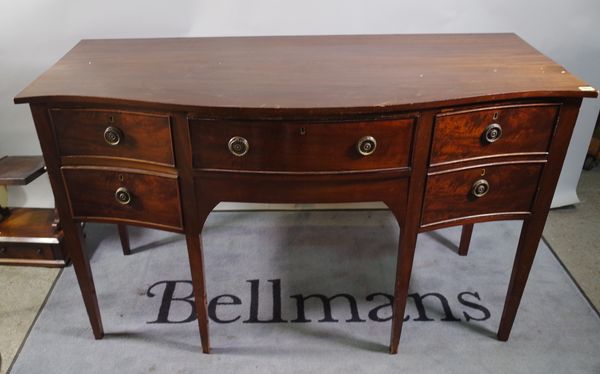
115,187,132,205
471,179,490,198
483,123,502,144
228,136,249,157
104,126,123,146
357,136,377,156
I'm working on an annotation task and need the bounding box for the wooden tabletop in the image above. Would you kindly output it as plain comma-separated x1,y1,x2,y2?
14,34,597,114
0,156,45,185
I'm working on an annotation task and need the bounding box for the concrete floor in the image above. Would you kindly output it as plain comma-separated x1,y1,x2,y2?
0,169,598,373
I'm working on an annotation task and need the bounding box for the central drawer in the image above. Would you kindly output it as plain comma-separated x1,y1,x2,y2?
188,118,415,172
62,167,183,231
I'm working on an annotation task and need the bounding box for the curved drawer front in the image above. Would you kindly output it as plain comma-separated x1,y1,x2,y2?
430,104,559,166
50,108,174,166
62,167,182,230
188,118,415,172
421,163,543,227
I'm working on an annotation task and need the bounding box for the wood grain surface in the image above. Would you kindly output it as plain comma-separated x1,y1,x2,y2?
189,117,415,171
430,104,559,166
14,34,596,115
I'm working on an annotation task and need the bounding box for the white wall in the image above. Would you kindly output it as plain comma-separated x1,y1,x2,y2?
1,0,598,209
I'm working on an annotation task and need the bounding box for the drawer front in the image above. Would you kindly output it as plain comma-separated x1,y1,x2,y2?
62,167,182,230
430,104,559,165
50,108,174,166
0,244,56,260
189,118,415,172
421,163,543,226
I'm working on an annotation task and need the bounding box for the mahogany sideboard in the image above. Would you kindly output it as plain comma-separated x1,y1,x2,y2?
14,34,597,354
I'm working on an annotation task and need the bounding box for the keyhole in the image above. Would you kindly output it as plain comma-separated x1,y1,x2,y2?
119,174,124,182
300,127,306,135
492,112,499,120
108,115,115,123
481,169,486,176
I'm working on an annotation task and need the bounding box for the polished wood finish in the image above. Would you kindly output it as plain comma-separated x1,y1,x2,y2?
421,163,544,227
189,117,415,172
30,104,104,339
0,156,70,267
14,34,595,114
0,207,69,267
0,207,62,239
117,224,131,255
430,104,559,166
14,34,596,354
50,108,174,166
389,112,435,353
458,224,474,256
497,98,583,340
0,156,45,185
62,167,183,231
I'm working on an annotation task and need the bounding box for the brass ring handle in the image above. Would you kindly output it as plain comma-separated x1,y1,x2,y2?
104,126,123,146
228,136,249,157
115,187,132,205
471,179,490,198
357,136,377,156
483,123,502,144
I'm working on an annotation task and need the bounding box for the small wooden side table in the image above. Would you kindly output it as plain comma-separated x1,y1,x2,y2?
0,156,69,267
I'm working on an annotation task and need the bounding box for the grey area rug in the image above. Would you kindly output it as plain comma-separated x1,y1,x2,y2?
10,211,600,373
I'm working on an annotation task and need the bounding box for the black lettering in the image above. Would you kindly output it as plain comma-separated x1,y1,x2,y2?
243,279,287,323
290,293,366,322
147,280,196,324
458,291,491,321
208,294,242,323
366,293,393,322
409,292,460,322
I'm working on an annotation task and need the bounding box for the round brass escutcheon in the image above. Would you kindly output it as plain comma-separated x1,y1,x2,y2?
471,179,490,198
483,123,502,143
228,136,249,157
104,126,123,146
115,187,132,205
357,136,377,156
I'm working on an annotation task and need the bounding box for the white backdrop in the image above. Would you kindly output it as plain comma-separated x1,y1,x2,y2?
1,0,598,209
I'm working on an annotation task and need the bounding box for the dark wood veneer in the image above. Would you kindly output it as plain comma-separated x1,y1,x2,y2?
51,108,174,166
422,163,543,226
430,104,559,166
62,167,183,231
189,118,415,172
13,34,597,355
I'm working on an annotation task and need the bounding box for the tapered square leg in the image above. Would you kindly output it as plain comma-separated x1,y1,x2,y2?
65,220,104,339
458,224,474,256
185,233,211,353
389,231,418,354
117,224,131,256
497,219,542,341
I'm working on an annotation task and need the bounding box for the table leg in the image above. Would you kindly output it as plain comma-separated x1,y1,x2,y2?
458,224,474,256
497,218,541,341
65,219,104,339
389,229,418,354
117,224,131,256
186,233,211,353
